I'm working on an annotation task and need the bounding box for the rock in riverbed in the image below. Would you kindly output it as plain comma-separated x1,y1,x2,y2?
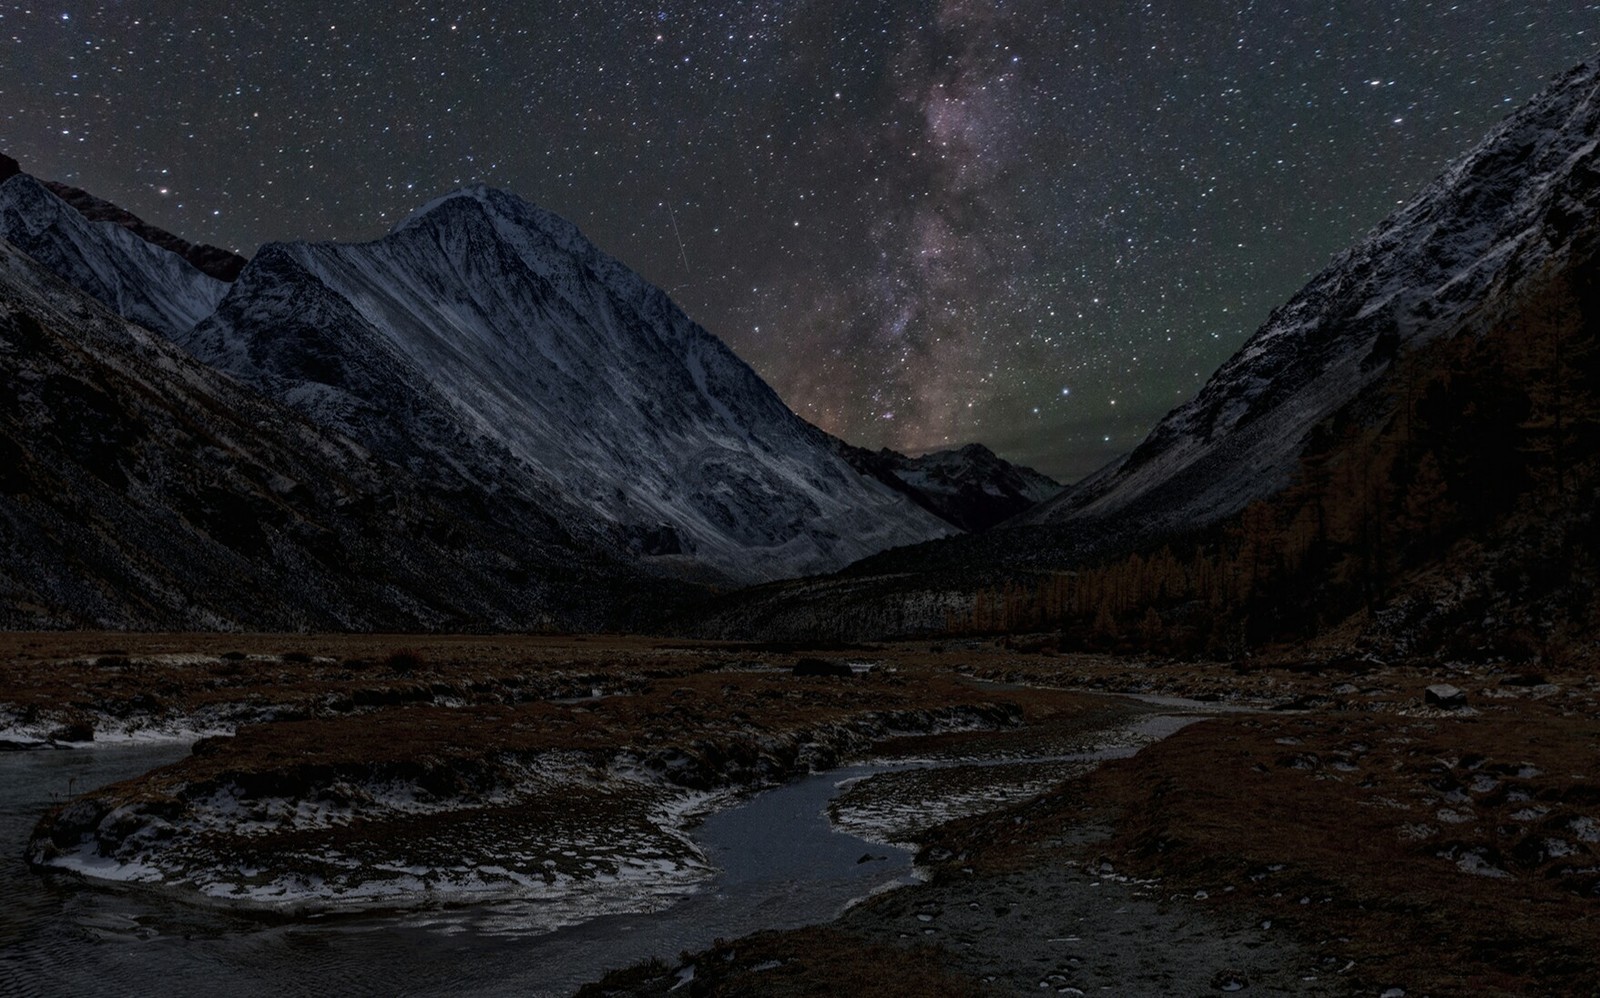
1424,684,1466,708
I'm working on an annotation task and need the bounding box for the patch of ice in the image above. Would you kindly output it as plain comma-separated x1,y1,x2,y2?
1454,849,1512,879
1545,838,1577,859
47,846,166,885
1469,774,1501,794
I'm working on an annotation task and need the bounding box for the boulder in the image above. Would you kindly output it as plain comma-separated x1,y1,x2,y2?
1425,684,1467,708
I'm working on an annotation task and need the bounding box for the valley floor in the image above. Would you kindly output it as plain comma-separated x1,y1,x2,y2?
3,633,1597,996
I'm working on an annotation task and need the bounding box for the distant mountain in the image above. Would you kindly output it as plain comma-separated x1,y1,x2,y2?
175,185,951,584
830,439,1061,532
1018,57,1600,547
0,236,682,630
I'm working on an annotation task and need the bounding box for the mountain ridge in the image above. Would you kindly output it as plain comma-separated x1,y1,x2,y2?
1020,55,1600,544
0,174,229,340
828,438,1062,533
176,184,956,584
1,152,247,281
0,173,1069,612
0,234,679,630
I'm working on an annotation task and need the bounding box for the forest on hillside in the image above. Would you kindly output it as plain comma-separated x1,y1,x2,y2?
953,258,1600,664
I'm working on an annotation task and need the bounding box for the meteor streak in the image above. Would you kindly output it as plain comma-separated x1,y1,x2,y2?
664,200,691,275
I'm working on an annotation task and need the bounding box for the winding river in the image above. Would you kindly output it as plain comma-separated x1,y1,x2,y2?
1,744,918,998
1,712,1203,997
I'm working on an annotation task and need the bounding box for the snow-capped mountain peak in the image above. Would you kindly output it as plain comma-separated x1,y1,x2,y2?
180,185,951,583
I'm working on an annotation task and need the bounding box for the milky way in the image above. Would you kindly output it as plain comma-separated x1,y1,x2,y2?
3,2,1598,479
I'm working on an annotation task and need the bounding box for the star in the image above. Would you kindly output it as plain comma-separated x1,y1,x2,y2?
4,1,1597,480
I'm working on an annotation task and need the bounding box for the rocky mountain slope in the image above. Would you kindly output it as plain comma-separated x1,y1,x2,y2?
175,185,950,584
830,440,1061,532
0,236,682,630
1022,56,1600,544
0,173,954,588
1,153,245,280
0,173,229,339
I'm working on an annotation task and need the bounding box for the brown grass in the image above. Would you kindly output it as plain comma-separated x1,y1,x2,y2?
84,666,1063,805
10,632,1598,995
924,709,1600,998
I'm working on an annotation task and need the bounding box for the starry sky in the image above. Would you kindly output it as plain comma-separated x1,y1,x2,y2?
3,2,1599,480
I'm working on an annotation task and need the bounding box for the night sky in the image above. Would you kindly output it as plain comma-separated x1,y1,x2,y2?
4,3,1598,480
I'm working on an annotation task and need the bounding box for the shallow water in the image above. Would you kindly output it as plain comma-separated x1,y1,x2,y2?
0,714,1200,997
0,747,915,998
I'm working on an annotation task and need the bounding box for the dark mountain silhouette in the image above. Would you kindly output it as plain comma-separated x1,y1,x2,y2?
829,439,1062,532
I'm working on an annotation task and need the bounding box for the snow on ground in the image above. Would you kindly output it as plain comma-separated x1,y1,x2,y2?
34,753,728,917
829,759,1093,847
0,715,234,748
829,715,1206,847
